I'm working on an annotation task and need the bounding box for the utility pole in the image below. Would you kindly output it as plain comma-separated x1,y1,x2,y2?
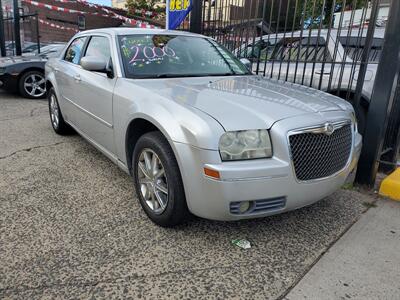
190,0,202,33
13,0,21,56
0,0,6,57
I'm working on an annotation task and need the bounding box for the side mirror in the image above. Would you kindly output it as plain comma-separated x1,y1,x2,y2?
240,58,252,70
81,56,114,78
81,56,107,72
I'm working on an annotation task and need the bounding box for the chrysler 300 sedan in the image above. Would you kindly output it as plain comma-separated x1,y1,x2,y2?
45,28,362,227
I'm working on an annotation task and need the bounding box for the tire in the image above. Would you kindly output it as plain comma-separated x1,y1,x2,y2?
354,104,368,135
133,131,188,227
348,97,368,135
48,87,73,135
329,91,369,134
18,70,46,99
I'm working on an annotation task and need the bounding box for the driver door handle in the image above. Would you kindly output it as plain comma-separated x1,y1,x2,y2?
73,75,81,82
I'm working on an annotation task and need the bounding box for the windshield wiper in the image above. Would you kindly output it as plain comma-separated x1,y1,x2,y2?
132,73,243,79
206,73,237,76
155,74,201,78
154,73,238,78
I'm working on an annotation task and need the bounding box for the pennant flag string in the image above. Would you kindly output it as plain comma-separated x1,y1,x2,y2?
39,18,79,32
21,0,158,28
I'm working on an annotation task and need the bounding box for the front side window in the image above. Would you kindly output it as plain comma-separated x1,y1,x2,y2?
118,34,251,78
84,36,111,62
239,39,277,62
64,37,87,64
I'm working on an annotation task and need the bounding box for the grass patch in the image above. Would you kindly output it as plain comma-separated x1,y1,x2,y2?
342,183,354,190
362,201,377,208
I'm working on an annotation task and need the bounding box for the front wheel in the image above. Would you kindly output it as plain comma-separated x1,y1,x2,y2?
133,132,188,227
19,71,46,99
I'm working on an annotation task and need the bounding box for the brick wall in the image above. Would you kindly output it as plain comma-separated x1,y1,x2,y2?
23,0,124,43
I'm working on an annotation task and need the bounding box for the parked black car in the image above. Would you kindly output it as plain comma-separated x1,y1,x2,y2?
0,44,65,99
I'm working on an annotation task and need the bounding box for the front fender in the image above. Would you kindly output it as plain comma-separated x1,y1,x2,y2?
112,79,225,166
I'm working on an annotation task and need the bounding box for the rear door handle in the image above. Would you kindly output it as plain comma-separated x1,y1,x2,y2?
73,75,81,82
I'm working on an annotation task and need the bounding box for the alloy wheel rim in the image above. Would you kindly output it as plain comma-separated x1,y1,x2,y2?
137,149,168,214
50,95,59,129
24,74,46,97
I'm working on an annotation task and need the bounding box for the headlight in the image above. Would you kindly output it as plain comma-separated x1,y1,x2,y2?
351,112,358,133
0,67,6,75
219,129,272,161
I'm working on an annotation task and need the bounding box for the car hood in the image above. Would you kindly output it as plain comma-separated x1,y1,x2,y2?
132,75,351,131
0,55,46,67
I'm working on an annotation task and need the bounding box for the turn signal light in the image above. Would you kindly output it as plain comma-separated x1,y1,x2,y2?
204,167,220,179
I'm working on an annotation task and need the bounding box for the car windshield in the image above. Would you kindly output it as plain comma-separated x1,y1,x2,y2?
118,34,251,78
38,45,65,58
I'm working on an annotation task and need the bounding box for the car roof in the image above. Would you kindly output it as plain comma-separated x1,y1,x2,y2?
75,27,205,38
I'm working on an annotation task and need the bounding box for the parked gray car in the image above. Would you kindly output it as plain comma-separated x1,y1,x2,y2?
45,28,362,227
0,44,65,98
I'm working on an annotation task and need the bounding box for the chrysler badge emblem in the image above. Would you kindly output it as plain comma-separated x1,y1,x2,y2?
324,123,335,135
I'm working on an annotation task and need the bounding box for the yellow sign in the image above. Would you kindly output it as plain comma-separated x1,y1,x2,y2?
169,0,190,11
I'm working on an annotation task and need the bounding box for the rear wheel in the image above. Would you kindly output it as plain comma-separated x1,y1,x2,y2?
19,71,46,99
133,132,188,227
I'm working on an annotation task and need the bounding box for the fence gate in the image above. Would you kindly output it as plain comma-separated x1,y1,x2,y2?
0,3,40,57
182,0,399,184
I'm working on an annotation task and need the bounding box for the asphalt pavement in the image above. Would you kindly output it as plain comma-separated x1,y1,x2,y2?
0,90,379,299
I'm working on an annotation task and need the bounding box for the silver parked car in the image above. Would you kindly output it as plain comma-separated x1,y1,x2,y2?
45,28,362,227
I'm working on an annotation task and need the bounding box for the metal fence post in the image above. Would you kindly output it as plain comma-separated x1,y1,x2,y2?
190,0,203,33
34,13,40,54
353,0,380,133
0,0,6,57
380,74,400,173
13,0,21,56
355,0,400,186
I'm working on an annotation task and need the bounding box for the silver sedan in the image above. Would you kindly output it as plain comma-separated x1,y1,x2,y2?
45,28,362,227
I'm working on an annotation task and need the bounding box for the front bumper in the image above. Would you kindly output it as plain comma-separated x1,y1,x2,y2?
174,112,362,221
0,73,18,91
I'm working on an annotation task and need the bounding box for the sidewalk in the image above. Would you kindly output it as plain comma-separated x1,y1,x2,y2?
285,198,400,300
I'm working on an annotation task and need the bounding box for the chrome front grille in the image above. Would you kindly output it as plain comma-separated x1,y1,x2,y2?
289,123,352,181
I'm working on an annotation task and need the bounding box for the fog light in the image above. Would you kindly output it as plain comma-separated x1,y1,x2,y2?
239,201,250,213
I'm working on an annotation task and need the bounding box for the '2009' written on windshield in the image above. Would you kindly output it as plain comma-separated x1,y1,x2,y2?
121,37,177,66
128,45,176,64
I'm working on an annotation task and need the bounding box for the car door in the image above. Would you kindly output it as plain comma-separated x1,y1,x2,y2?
55,36,88,123
70,35,116,155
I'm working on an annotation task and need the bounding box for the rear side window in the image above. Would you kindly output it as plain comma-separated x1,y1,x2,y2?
271,37,332,63
64,37,87,64
340,37,383,63
84,36,111,62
